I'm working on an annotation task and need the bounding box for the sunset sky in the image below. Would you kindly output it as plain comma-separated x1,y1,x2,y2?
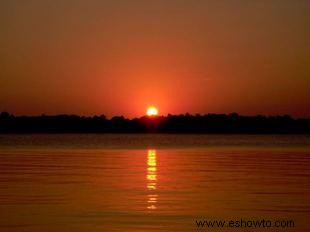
0,0,309,117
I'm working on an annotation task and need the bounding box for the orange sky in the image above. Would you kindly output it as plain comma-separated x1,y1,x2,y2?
0,1,309,117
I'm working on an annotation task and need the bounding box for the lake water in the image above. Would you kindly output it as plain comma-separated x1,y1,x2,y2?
0,134,309,231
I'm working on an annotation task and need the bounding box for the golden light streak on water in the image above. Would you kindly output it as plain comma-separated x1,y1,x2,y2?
147,149,157,210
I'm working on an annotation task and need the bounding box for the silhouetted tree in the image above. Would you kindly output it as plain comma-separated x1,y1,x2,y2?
0,112,309,134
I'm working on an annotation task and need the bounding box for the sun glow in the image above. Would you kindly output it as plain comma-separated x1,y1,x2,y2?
146,106,158,116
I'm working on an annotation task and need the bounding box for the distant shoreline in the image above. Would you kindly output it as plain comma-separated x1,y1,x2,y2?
1,112,310,134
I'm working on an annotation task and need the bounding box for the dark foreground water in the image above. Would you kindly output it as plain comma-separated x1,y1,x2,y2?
0,134,309,232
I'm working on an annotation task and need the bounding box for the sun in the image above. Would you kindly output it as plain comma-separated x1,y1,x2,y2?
146,106,158,116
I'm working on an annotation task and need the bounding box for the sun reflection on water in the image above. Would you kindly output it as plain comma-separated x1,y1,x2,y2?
147,149,158,210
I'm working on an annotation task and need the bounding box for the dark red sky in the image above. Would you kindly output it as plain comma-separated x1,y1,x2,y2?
0,0,309,117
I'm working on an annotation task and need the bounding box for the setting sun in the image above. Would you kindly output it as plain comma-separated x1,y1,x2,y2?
146,107,158,116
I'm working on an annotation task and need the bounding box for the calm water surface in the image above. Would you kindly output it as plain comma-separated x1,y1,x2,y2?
0,134,309,231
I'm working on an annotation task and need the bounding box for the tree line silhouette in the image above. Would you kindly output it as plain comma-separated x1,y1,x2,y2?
0,112,309,134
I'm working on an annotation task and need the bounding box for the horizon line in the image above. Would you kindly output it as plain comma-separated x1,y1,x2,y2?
1,111,309,120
